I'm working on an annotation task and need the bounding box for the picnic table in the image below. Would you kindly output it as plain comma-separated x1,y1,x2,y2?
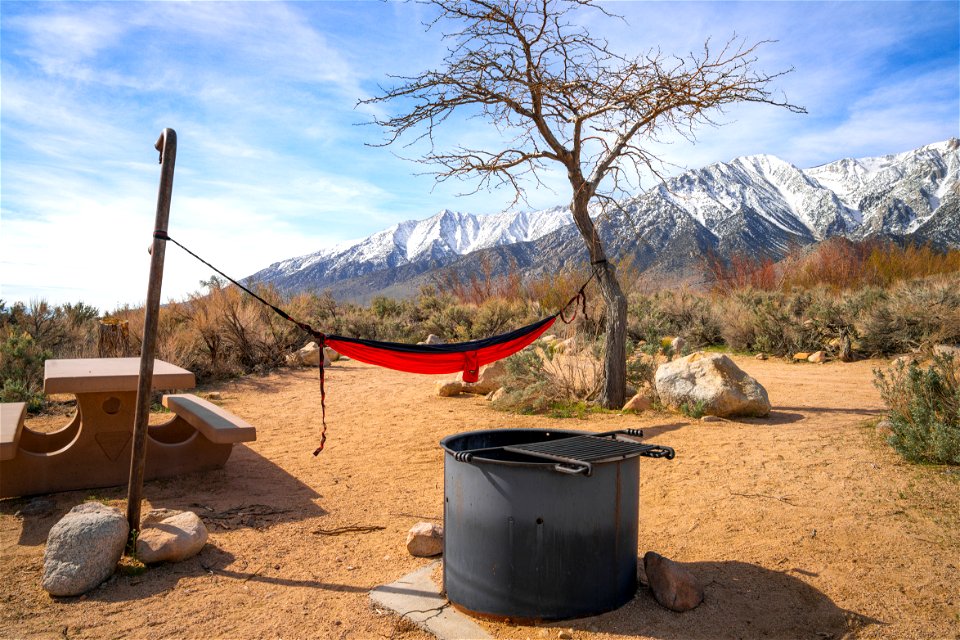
0,358,256,498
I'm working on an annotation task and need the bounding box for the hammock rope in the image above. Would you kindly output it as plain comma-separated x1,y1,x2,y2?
154,230,600,455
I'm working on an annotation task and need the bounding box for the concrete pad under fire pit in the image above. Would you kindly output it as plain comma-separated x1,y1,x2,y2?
370,561,491,640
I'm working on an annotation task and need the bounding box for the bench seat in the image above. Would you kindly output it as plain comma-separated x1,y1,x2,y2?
0,402,27,461
162,394,257,444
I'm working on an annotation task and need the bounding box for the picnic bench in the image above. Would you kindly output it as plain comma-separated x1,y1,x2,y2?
0,358,257,498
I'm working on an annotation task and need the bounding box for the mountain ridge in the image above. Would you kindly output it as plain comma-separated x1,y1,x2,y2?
248,139,959,301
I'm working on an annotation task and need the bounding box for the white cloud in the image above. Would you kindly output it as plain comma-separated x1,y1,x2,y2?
1,0,957,309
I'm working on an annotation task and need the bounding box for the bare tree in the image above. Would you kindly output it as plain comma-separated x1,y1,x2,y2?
362,0,803,408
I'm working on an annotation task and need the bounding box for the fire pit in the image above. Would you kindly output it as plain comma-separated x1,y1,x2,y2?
440,427,674,621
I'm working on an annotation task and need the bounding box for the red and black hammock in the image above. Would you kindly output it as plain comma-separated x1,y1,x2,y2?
155,231,594,454
324,314,557,383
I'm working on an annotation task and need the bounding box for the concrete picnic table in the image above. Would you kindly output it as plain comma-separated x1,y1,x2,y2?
0,358,256,498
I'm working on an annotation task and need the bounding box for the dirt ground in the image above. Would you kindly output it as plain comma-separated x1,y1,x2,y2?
1,355,958,640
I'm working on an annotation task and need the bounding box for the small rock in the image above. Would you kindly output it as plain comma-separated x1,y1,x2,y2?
15,497,57,517
557,630,574,640
643,551,704,612
406,522,443,557
424,334,445,345
700,415,723,423
671,337,686,354
436,381,464,397
755,352,767,360
807,351,826,363
324,347,340,362
793,352,811,362
42,503,129,596
205,392,222,401
876,418,894,438
554,338,576,354
933,344,960,358
460,360,508,394
489,387,506,403
136,511,208,564
622,394,652,412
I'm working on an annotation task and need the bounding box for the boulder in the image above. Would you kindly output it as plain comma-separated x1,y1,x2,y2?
136,511,208,564
807,351,827,363
643,551,704,612
489,387,506,403
406,522,443,557
297,342,331,367
419,334,444,345
437,381,464,397
141,508,183,525
42,502,129,596
461,360,508,395
324,347,340,362
793,352,811,362
622,394,652,412
655,352,770,418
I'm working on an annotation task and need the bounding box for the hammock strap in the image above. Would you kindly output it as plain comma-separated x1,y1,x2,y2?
153,230,324,341
313,335,327,456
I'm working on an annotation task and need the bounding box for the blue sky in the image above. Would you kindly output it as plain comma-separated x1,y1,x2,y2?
1,0,958,312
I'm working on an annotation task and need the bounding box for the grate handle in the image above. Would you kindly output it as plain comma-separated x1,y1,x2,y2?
553,462,592,476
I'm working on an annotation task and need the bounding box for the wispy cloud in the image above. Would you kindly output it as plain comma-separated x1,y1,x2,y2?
2,1,957,309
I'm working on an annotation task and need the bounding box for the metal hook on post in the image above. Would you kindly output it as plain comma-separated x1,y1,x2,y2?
126,129,177,536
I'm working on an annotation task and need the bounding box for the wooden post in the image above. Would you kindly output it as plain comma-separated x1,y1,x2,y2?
126,129,177,534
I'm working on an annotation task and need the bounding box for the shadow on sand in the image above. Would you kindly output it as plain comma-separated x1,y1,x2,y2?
551,560,885,639
2,444,325,547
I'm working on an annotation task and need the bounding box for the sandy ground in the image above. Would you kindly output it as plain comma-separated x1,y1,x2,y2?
1,356,958,640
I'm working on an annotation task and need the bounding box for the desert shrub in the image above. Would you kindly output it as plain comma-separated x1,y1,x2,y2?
471,298,536,339
492,349,563,413
702,250,779,292
625,346,659,402
493,340,602,413
627,289,722,348
874,353,960,465
856,276,960,356
678,399,707,419
422,302,476,341
524,268,594,312
718,289,796,354
0,330,51,412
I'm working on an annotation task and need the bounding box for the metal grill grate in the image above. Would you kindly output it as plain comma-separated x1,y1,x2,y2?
504,434,659,465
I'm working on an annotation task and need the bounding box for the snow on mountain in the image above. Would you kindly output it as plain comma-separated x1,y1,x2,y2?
248,139,959,299
250,206,574,293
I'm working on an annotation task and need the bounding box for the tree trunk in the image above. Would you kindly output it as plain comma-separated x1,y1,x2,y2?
568,187,627,409
597,261,628,409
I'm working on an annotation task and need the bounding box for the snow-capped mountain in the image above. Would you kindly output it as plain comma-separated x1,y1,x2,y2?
251,207,573,295
248,139,959,300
